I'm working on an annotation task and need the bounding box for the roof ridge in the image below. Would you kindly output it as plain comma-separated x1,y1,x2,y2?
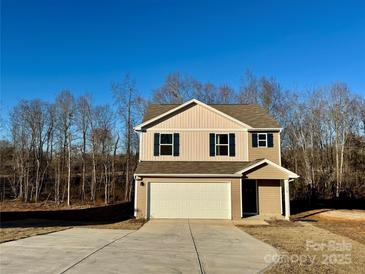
149,103,259,106
142,102,280,128
139,160,254,163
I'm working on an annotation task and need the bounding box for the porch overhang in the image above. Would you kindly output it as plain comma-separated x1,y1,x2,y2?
134,159,299,180
236,159,299,180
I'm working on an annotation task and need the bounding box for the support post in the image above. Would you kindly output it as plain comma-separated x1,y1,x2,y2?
284,179,290,220
134,179,138,217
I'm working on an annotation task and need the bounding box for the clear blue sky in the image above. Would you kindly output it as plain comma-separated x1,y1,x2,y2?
1,0,365,119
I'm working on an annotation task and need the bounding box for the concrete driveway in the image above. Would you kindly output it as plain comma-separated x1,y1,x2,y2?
0,220,277,274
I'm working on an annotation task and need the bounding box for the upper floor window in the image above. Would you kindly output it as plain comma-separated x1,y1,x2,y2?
154,133,180,156
210,133,235,157
216,134,229,156
258,133,267,148
160,134,173,155
252,133,274,148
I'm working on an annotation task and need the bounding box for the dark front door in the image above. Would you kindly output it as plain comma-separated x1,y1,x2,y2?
242,179,258,215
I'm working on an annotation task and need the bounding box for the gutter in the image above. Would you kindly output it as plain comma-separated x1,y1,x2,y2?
134,173,242,178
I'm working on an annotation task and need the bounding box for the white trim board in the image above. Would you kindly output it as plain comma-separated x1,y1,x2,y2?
134,180,138,217
159,133,174,156
145,128,248,132
248,128,282,132
240,178,243,218
134,173,242,178
257,133,268,148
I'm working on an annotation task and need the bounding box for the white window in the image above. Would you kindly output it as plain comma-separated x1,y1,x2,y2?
160,134,173,155
216,134,229,156
258,133,267,148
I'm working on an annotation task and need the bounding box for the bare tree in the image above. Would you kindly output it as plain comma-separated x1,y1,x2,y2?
328,83,359,197
152,73,194,103
111,132,120,202
113,75,143,201
27,100,46,202
217,84,235,103
93,105,114,204
10,103,28,200
360,99,365,135
238,70,260,104
55,91,75,206
191,81,218,104
76,95,91,201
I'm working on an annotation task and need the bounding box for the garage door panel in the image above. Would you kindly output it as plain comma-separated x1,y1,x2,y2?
148,182,231,219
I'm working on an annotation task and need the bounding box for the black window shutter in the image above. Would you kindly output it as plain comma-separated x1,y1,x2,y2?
173,133,180,156
268,133,274,147
229,133,235,156
209,133,215,156
153,133,160,156
252,133,258,148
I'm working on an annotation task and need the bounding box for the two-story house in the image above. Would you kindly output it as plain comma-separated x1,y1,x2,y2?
133,99,298,220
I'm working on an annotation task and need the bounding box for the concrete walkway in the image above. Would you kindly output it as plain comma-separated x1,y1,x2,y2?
0,220,277,274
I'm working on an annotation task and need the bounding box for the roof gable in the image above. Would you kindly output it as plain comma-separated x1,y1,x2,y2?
236,159,299,179
135,99,253,130
137,99,280,130
142,102,247,129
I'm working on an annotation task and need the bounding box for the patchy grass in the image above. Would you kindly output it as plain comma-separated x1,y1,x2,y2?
292,209,365,245
84,218,146,230
0,200,116,211
238,214,365,273
0,219,68,243
0,218,145,243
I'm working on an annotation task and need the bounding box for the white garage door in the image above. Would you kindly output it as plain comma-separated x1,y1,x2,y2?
148,182,231,219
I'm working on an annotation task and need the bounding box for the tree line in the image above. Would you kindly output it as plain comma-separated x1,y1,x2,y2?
1,75,143,205
0,71,364,205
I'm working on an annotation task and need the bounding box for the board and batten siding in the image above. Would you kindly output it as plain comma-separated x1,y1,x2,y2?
244,164,289,180
141,103,250,161
140,103,282,162
147,103,243,129
141,130,248,161
248,132,280,164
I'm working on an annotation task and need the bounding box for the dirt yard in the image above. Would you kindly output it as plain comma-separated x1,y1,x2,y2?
293,209,365,245
0,218,145,243
238,210,365,274
0,200,110,211
0,219,69,243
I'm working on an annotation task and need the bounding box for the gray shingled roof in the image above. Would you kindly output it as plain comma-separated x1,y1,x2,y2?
135,160,263,175
141,103,280,128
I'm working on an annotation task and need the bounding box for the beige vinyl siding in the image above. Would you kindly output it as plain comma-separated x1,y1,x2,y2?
244,164,289,180
230,178,241,219
258,180,281,215
146,103,244,129
135,177,241,220
135,178,146,219
248,132,281,164
141,131,248,161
